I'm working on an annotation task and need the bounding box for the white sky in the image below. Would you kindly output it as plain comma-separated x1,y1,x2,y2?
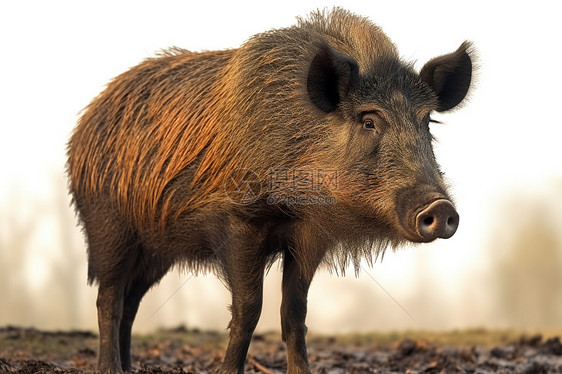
1,1,561,332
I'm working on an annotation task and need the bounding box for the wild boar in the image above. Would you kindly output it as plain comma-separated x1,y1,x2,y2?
67,7,473,374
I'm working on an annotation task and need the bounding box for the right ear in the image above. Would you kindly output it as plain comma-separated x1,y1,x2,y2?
307,43,359,113
419,41,474,112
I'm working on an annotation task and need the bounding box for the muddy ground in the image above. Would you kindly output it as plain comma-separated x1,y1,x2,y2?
1,326,562,373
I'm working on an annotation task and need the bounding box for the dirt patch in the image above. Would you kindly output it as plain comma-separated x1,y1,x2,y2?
1,326,562,373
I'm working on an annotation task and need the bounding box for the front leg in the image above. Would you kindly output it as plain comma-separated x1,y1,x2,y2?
281,246,324,374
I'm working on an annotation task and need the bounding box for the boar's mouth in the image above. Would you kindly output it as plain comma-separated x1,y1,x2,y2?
397,195,459,243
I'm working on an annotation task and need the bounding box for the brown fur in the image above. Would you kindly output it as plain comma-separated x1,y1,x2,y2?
68,9,400,234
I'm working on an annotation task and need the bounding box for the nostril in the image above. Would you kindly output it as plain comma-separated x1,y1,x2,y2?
423,216,434,226
447,216,457,227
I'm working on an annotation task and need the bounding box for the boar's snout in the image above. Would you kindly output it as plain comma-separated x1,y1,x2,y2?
415,199,459,241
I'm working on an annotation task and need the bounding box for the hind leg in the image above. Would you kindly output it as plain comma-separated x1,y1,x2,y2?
97,281,126,374
80,201,140,374
119,264,170,371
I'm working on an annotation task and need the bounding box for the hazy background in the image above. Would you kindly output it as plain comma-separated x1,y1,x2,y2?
1,0,561,334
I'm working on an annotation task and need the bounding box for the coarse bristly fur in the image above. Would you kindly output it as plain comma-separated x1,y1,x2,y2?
67,7,474,374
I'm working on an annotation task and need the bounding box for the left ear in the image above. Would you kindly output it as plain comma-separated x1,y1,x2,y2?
420,41,474,112
307,42,359,113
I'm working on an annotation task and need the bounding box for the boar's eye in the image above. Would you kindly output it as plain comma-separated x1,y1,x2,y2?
363,118,375,130
361,112,381,131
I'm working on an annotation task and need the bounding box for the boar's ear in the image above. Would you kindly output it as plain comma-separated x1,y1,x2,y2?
420,41,473,112
307,43,359,113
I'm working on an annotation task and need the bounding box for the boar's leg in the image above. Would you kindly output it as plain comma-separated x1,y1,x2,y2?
119,264,171,371
219,239,266,374
281,247,324,374
85,205,141,374
97,281,126,374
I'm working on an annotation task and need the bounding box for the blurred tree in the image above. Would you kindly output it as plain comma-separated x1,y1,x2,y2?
0,186,43,325
0,173,86,329
49,172,84,328
493,192,562,328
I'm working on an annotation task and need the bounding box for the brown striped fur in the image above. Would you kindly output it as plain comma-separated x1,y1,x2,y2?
68,9,399,234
